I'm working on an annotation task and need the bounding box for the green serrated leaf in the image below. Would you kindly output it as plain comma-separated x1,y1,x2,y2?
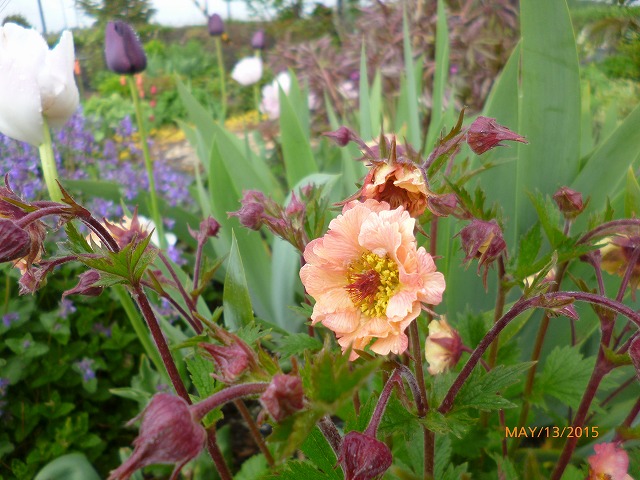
276,334,323,358
268,409,324,461
515,223,543,279
534,346,594,408
300,427,341,479
455,362,534,412
234,454,269,480
268,460,330,480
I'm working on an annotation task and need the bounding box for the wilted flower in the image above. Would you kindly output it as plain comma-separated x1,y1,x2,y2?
553,186,585,220
231,56,263,86
587,442,633,480
424,318,462,375
251,29,266,50
108,393,207,480
104,21,147,75
0,219,30,263
0,23,79,145
300,200,445,359
91,210,176,250
600,235,640,291
458,219,507,286
208,14,225,36
466,116,527,155
338,431,392,480
259,374,304,422
260,71,291,120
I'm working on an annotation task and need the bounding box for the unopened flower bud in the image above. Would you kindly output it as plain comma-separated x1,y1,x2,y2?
587,442,633,480
105,21,147,75
208,13,225,36
427,193,468,218
466,116,527,155
229,190,267,230
0,219,30,263
425,318,463,375
553,186,585,220
108,393,207,480
200,342,251,383
285,192,305,218
251,29,266,50
189,216,221,243
63,270,104,299
259,374,304,422
324,126,354,147
459,219,507,286
338,431,392,480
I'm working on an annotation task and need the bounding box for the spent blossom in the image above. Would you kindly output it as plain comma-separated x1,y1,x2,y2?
300,199,445,359
458,219,507,287
0,23,79,146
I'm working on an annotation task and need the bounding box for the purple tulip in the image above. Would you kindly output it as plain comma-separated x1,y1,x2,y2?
104,21,147,75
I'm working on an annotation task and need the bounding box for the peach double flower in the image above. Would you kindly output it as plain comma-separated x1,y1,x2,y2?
300,199,445,360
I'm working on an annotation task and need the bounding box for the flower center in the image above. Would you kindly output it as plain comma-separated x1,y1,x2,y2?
346,252,399,317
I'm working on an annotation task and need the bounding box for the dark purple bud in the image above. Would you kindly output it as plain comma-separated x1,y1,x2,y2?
553,186,585,220
630,336,640,382
63,270,104,299
466,116,527,155
251,29,266,50
259,374,304,422
189,216,221,242
208,13,225,36
458,219,507,287
0,219,30,263
228,190,267,230
324,126,354,147
108,393,207,480
105,21,147,75
338,431,392,480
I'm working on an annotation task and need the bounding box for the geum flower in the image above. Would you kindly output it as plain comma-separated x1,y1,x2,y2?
600,235,640,292
587,442,633,480
0,23,79,146
300,200,445,360
424,318,462,375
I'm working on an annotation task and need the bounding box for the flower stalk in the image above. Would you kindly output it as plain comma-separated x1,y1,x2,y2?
126,75,165,250
38,121,63,202
214,36,227,119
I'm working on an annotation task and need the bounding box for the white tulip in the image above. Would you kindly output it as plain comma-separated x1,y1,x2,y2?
0,23,79,146
230,56,263,86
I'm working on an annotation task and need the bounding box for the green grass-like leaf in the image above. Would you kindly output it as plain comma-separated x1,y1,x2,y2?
223,231,254,330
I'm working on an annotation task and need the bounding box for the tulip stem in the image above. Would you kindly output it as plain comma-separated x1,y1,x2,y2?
38,121,63,203
214,37,227,120
127,75,166,251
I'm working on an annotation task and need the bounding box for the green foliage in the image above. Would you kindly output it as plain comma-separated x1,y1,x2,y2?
76,0,155,26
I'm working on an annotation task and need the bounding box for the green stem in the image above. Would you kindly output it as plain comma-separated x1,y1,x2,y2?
127,76,166,250
38,120,62,202
253,49,262,115
214,37,227,120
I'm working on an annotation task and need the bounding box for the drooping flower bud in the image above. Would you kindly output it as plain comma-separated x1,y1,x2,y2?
189,216,221,243
323,126,353,147
259,374,304,422
458,219,507,286
424,318,463,375
553,186,585,220
105,21,147,75
251,29,266,50
62,270,104,299
587,442,633,480
338,431,392,480
229,190,267,230
0,219,30,263
208,14,225,36
108,393,207,480
466,116,527,155
600,235,640,292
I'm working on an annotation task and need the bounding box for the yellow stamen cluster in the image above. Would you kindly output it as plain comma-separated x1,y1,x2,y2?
346,252,399,317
